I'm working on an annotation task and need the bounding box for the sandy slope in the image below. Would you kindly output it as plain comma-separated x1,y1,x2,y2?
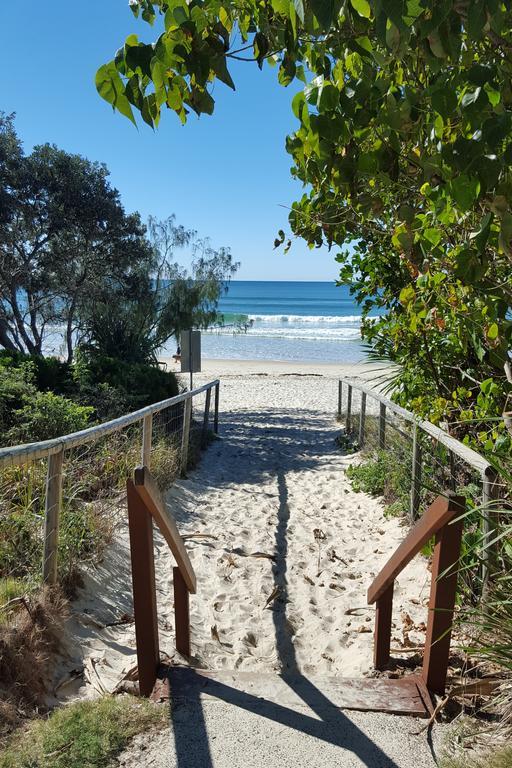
54,364,431,700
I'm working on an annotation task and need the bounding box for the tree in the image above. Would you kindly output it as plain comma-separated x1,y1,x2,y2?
0,114,150,362
80,215,239,364
97,0,512,449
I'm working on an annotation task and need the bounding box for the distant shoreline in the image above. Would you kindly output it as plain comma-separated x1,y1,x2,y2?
161,356,387,378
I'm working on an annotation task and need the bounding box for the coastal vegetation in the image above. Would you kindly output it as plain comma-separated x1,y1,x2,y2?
0,695,166,768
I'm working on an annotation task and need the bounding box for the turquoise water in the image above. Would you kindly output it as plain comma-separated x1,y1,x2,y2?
166,281,374,364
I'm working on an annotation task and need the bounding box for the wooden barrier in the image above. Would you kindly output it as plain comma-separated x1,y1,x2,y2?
368,492,464,695
127,466,197,695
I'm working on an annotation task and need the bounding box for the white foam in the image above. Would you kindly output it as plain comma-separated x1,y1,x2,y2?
248,314,364,324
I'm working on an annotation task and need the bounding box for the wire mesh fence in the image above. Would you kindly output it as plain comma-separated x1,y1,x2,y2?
0,381,219,602
337,378,508,597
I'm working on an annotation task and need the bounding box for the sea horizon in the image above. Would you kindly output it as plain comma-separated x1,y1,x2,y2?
163,280,374,364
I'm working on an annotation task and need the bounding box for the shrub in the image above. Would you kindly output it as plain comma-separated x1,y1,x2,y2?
0,360,36,438
73,351,180,411
346,449,412,517
0,695,166,767
7,391,94,445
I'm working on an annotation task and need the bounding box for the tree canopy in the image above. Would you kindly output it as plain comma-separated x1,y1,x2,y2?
98,0,512,451
0,113,150,362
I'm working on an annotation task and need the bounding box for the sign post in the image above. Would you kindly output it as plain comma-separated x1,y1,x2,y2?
180,330,201,390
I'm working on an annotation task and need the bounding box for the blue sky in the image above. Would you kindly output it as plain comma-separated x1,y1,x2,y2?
0,1,340,281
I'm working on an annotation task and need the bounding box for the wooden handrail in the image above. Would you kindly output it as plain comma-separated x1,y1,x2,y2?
368,492,465,696
368,493,463,604
127,466,197,695
132,466,196,593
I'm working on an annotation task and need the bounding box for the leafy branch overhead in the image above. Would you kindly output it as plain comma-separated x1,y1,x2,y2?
99,0,512,453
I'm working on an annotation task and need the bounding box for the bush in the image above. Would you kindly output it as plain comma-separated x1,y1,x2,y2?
346,449,412,517
7,391,94,444
74,350,180,411
0,695,166,767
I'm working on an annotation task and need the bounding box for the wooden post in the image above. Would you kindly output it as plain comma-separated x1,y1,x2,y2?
482,467,499,590
180,397,192,476
141,413,153,469
173,567,191,657
202,388,211,448
373,583,393,670
346,385,352,434
42,449,64,584
213,383,220,434
379,403,386,450
338,381,342,419
422,497,464,695
127,480,160,697
410,425,422,521
358,392,366,448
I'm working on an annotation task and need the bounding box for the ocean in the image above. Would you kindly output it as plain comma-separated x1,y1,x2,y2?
165,281,373,364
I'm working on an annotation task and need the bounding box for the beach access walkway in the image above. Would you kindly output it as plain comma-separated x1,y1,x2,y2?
104,373,450,767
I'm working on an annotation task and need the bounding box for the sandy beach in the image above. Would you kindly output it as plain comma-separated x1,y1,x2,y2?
55,359,431,700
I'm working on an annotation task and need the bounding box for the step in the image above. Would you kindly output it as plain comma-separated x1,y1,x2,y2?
154,667,433,718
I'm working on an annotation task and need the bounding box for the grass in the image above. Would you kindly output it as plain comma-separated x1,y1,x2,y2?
0,695,167,768
441,745,512,768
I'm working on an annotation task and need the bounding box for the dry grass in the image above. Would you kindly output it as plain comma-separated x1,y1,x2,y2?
0,586,68,738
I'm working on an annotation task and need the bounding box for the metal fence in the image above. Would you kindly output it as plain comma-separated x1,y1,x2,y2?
337,377,506,587
0,380,219,588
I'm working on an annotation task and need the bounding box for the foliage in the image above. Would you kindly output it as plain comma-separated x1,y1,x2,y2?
441,745,512,768
73,350,180,410
80,216,239,364
98,0,512,455
7,392,93,445
0,114,150,363
346,448,410,516
0,695,166,768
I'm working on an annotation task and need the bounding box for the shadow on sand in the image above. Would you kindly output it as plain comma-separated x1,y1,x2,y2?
168,459,410,767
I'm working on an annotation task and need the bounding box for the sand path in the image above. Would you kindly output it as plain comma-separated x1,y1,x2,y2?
57,373,431,699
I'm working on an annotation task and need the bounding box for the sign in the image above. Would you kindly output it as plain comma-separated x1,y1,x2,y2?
180,330,201,374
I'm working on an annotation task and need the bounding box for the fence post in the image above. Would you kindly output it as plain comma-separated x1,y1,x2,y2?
346,385,352,434
142,413,153,469
202,388,211,448
422,495,464,695
213,382,220,434
358,392,366,447
180,397,192,477
379,403,386,450
482,467,499,590
338,381,342,419
173,567,191,657
127,480,160,697
42,448,64,584
374,583,393,670
410,424,422,521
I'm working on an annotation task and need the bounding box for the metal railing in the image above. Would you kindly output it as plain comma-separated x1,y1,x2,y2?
337,377,503,584
0,380,220,585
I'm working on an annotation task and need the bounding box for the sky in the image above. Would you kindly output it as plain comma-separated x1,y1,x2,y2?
0,1,340,282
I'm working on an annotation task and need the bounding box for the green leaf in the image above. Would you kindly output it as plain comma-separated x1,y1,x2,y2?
350,0,371,18
487,322,499,341
95,63,136,124
450,175,480,211
310,0,334,30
